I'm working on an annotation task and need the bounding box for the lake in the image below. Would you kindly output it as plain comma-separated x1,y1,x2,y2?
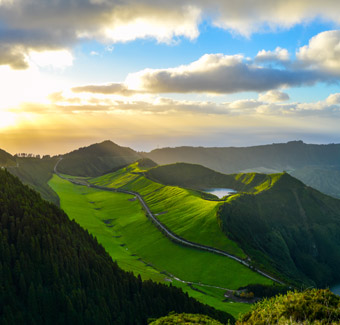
331,284,340,296
204,188,236,199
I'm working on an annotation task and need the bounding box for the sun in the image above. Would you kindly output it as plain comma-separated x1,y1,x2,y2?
0,111,16,129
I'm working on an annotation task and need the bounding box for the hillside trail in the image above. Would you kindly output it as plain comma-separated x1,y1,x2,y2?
54,158,285,286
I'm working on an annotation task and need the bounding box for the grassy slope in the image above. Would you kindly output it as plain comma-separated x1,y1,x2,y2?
91,162,246,258
220,173,340,287
0,148,16,167
50,174,271,317
8,157,60,206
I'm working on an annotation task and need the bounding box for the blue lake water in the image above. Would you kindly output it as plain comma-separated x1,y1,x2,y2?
204,188,237,199
331,284,340,296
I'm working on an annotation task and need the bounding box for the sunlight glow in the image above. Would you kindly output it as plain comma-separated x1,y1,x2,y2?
28,50,73,69
0,111,16,129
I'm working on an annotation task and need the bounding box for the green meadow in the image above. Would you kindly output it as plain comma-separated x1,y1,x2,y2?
91,162,246,258
49,174,271,317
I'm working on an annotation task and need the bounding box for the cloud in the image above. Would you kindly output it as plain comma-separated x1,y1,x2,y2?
0,44,29,70
255,47,290,64
296,30,340,73
258,90,290,102
2,0,340,71
72,83,138,96
0,1,202,70
28,49,73,69
125,53,322,94
198,0,340,36
326,93,340,104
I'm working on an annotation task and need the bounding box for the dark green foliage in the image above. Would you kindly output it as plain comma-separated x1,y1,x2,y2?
237,289,340,324
0,148,16,167
291,166,340,198
219,173,340,287
8,157,60,206
238,284,289,299
58,140,141,177
0,169,234,324
137,158,158,169
149,312,224,324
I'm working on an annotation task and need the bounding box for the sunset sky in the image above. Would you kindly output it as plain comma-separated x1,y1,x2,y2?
1,0,340,155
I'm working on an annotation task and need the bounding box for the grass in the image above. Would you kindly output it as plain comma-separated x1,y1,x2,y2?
49,174,271,317
91,162,246,258
8,157,60,205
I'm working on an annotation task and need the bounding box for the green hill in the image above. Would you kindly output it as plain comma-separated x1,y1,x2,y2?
0,148,16,167
0,169,234,324
144,141,340,198
58,140,141,177
219,172,340,287
8,156,60,206
146,162,340,287
146,162,279,195
237,289,340,324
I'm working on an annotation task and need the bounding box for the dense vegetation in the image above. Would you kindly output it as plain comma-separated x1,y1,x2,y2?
0,148,16,167
149,313,223,324
219,173,340,287
144,141,340,198
291,166,340,198
237,289,340,324
0,169,234,324
8,156,60,205
58,140,141,177
238,284,289,299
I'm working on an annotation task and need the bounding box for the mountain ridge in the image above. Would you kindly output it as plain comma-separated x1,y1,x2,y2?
57,140,142,177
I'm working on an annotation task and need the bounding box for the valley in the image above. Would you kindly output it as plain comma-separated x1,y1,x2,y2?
49,163,273,317
3,140,340,323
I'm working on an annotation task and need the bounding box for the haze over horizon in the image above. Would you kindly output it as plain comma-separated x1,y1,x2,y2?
2,1,340,154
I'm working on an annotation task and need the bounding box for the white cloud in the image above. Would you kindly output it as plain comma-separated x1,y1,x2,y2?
259,90,290,102
2,0,340,72
326,93,340,105
199,0,340,36
28,49,73,69
125,53,321,94
72,83,137,96
296,30,340,73
255,47,290,63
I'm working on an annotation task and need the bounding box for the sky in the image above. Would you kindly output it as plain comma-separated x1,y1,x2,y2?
1,0,340,155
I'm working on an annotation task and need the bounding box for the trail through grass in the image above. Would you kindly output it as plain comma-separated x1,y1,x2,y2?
50,174,271,317
91,163,246,258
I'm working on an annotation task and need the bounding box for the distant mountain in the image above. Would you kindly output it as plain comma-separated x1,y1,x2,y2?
0,169,233,324
144,141,340,198
58,140,141,176
147,162,340,287
0,148,16,167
